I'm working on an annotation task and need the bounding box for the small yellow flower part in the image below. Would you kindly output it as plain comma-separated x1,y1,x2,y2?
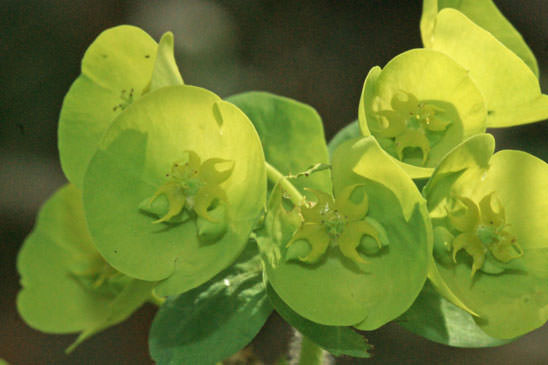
374,91,451,165
146,150,234,224
71,255,121,291
286,185,384,264
448,193,524,278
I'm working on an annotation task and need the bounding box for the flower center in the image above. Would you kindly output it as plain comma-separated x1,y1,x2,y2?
139,150,234,229
71,256,123,295
322,209,346,238
374,91,451,166
285,186,388,264
447,193,523,277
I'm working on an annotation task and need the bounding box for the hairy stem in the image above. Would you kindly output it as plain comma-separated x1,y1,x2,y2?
265,161,306,206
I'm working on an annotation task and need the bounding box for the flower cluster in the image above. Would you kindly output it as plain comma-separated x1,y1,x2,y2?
15,0,548,361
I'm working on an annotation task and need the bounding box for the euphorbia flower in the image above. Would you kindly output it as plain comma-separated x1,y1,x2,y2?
358,48,486,178
262,136,432,329
287,186,383,264
82,85,266,297
447,194,523,278
425,133,548,339
143,150,234,224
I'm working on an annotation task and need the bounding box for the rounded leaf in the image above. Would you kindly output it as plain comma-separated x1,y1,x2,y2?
83,85,266,296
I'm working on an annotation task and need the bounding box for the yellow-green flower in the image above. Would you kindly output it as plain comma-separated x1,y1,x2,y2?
287,186,383,264
425,134,548,339
358,49,486,178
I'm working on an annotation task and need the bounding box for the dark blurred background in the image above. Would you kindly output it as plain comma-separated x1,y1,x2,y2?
2,0,548,364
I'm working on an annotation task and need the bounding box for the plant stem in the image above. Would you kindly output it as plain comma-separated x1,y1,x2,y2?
298,335,325,365
265,161,306,206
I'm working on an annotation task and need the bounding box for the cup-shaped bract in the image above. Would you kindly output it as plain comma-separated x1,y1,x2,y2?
423,8,548,128
17,184,156,352
58,25,183,189
421,0,539,77
82,85,266,297
358,49,486,179
264,136,432,328
424,134,548,339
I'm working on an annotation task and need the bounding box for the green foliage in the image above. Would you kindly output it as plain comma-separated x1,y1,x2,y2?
16,0,548,362
267,284,372,358
399,281,512,347
149,243,272,365
228,91,332,195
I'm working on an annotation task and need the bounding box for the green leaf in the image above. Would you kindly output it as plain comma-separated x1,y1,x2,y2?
266,284,371,358
358,49,486,178
421,0,539,77
327,120,360,158
58,26,183,189
264,137,432,328
149,243,272,365
425,133,548,339
16,184,156,352
427,9,548,127
228,91,332,194
399,281,513,347
83,85,266,296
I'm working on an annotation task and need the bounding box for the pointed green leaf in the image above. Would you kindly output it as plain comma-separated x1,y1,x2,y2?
228,92,331,194
399,281,513,347
83,86,266,297
16,184,155,351
421,0,539,77
149,243,272,365
266,285,371,358
59,26,184,189
429,9,548,127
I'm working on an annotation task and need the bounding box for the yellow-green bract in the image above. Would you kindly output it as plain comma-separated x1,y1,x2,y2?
58,25,183,189
421,3,548,127
358,49,486,178
421,0,539,77
264,136,432,329
16,184,156,352
424,134,548,339
82,85,267,297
